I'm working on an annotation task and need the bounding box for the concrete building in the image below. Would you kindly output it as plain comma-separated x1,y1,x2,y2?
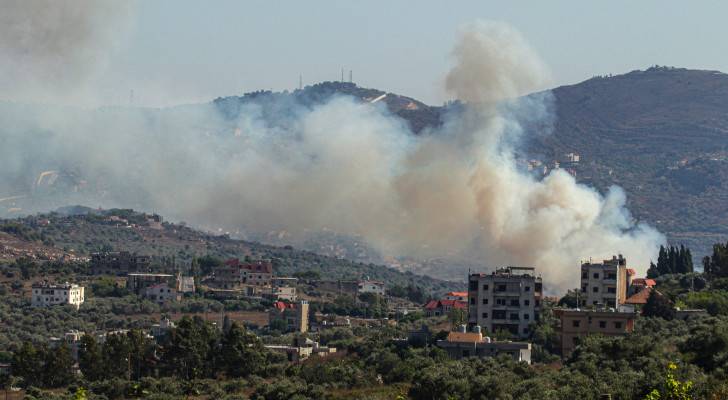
580,255,633,308
554,308,636,356
269,300,310,333
216,259,273,288
467,267,543,338
264,286,297,302
143,282,179,304
314,280,359,295
436,325,532,364
126,273,175,295
358,280,386,296
31,282,85,309
176,275,196,293
91,251,150,275
264,337,336,362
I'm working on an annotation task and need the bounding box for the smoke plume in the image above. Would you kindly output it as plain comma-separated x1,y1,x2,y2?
0,20,664,291
0,0,134,104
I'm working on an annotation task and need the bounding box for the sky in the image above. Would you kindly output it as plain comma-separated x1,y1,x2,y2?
11,1,728,107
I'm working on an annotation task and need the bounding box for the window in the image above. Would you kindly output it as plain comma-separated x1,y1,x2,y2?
523,327,529,335
483,284,489,291
593,286,599,293
509,313,519,320
614,322,623,329
470,297,475,305
510,299,519,306
497,284,507,292
607,287,616,294
607,273,616,280
593,273,600,279
524,300,530,306
572,320,581,327
482,312,488,319
599,321,606,328
523,313,530,320
482,298,488,305
524,286,531,292
496,298,506,306
469,280,478,291
581,271,588,279
493,310,506,319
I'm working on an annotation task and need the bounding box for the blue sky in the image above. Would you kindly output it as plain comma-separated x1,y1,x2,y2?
98,1,727,106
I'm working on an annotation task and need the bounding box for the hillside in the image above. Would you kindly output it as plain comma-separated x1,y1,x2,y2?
528,67,728,259
0,208,458,294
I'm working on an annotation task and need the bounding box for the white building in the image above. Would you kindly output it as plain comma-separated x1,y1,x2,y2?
580,255,633,308
143,282,179,304
358,280,385,296
31,282,85,309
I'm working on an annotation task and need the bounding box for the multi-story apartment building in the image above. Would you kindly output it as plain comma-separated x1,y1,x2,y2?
127,273,175,294
269,300,310,333
216,259,273,288
91,251,151,275
31,282,85,309
580,255,634,308
467,267,543,338
554,308,636,356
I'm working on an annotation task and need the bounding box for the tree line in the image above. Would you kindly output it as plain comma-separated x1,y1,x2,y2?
647,245,693,278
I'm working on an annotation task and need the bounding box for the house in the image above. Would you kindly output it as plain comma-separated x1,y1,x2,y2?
216,259,273,288
436,325,531,364
263,285,297,302
269,300,310,333
126,273,175,295
313,280,359,295
31,282,85,309
358,280,385,296
424,299,467,317
580,255,633,308
91,251,151,275
143,282,179,304
151,318,176,340
176,275,196,293
444,291,468,302
264,337,337,362
554,308,637,356
628,278,656,296
624,286,654,305
467,266,543,338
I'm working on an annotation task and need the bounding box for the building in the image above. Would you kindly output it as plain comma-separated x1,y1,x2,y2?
580,255,633,308
216,259,273,288
264,337,337,362
424,299,467,317
444,291,468,302
358,280,385,296
151,318,176,340
143,282,179,304
467,267,543,338
91,251,151,275
48,330,85,360
628,278,656,296
269,300,310,333
126,273,175,295
554,308,637,356
31,282,85,309
264,286,297,302
313,280,359,295
176,274,196,293
436,325,532,364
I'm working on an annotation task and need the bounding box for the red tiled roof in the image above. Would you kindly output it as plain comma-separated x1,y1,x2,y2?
273,301,295,311
627,268,637,276
225,258,240,267
425,299,467,310
424,300,440,310
625,287,652,304
632,278,656,287
446,291,468,297
242,261,273,274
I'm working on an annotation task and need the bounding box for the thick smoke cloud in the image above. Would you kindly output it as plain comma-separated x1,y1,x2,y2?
0,20,664,291
0,0,134,104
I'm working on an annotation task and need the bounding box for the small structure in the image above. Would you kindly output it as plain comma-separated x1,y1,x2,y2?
269,300,310,333
554,308,637,356
143,282,179,304
176,275,196,293
31,282,85,309
264,337,337,362
436,325,532,364
358,280,385,296
151,318,176,340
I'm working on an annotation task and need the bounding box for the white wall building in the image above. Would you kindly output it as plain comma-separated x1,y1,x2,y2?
31,282,85,309
358,280,385,296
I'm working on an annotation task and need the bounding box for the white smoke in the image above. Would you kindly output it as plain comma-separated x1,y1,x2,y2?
0,19,664,292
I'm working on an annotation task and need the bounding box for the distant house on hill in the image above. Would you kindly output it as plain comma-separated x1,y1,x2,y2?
424,299,467,317
269,300,309,333
216,259,273,288
91,251,150,275
31,282,85,309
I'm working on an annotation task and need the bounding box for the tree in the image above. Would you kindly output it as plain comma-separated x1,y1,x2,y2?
647,262,660,279
644,363,694,400
42,343,75,387
219,322,267,377
643,291,675,320
161,316,219,379
11,342,42,387
79,335,103,381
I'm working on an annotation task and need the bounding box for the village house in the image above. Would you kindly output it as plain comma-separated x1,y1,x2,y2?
467,266,543,338
216,259,273,288
580,255,634,308
436,325,532,364
554,308,637,356
358,280,386,296
264,337,337,362
424,299,467,317
31,282,85,309
269,300,310,333
91,251,151,275
143,282,180,304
